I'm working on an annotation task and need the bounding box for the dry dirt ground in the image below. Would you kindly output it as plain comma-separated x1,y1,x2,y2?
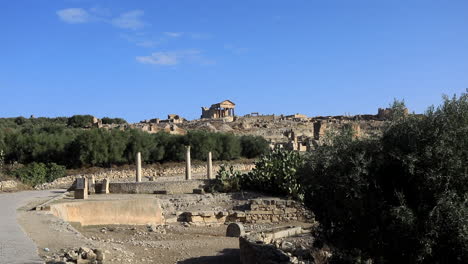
16,191,311,264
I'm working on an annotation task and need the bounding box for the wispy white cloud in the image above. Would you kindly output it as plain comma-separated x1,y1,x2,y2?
89,7,111,17
164,32,183,38
136,50,214,66
136,40,160,47
120,32,161,48
190,33,212,40
136,51,179,65
56,8,90,23
111,10,145,30
224,44,249,54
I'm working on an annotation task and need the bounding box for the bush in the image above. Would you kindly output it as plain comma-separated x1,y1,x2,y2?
242,148,305,200
46,162,67,183
101,117,127,124
209,164,243,193
12,162,65,186
240,135,269,158
67,115,95,128
0,117,269,169
300,92,468,263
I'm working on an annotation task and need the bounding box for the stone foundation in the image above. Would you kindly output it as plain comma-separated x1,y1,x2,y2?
184,198,314,225
109,180,210,194
49,199,164,226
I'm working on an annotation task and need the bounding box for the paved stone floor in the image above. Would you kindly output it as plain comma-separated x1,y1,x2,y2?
0,189,64,264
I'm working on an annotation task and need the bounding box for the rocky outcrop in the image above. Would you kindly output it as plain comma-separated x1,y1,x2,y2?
0,180,18,192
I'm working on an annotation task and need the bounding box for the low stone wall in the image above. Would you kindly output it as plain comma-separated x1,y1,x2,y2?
109,180,210,194
243,198,313,223
49,199,164,226
0,180,18,191
239,226,319,264
36,162,255,190
184,198,314,225
240,235,291,264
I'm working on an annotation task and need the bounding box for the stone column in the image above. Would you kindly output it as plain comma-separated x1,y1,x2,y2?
207,151,213,179
88,175,95,194
185,146,192,180
136,152,142,182
102,178,110,194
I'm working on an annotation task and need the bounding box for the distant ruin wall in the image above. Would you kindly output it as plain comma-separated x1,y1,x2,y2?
36,162,255,190
109,180,209,194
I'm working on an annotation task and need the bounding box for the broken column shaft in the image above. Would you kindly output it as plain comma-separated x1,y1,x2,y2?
185,146,192,180
136,152,142,182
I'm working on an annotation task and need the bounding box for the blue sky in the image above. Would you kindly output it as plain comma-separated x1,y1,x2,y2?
1,0,467,122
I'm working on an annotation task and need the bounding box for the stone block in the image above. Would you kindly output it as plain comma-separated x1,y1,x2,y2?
226,223,245,237
74,178,88,200
285,208,297,213
235,211,246,217
249,210,272,215
200,211,215,217
250,204,259,210
190,216,204,222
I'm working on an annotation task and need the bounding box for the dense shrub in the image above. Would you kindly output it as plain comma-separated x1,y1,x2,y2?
0,124,268,169
67,115,95,128
13,162,66,186
300,93,468,263
209,164,243,193
242,148,305,200
240,135,269,158
101,117,127,124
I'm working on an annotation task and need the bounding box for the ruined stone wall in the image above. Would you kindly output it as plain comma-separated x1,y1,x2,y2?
36,162,255,190
185,198,314,225
109,180,209,194
242,198,313,223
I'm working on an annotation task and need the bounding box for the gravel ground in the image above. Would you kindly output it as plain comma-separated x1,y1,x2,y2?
13,191,312,264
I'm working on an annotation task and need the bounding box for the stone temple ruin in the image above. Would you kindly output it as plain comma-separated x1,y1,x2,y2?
201,99,236,121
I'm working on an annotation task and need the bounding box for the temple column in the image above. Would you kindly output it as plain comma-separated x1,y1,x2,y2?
207,152,213,179
185,146,192,180
136,152,142,182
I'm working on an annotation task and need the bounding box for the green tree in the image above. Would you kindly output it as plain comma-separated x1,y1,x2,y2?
240,135,269,158
67,115,94,128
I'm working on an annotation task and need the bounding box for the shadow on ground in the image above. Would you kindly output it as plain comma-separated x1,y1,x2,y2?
177,248,240,264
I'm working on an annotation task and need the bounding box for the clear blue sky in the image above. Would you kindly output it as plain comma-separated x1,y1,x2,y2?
1,0,467,122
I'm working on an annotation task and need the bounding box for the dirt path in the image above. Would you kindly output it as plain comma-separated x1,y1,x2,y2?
0,189,64,264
